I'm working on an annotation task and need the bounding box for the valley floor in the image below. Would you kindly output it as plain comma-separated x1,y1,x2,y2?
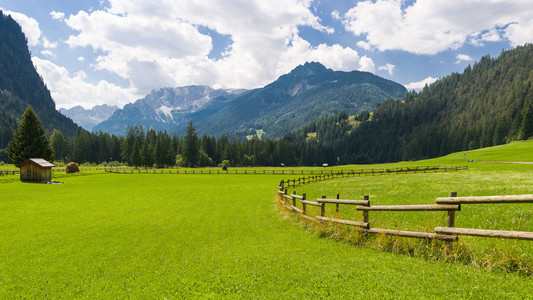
0,170,531,298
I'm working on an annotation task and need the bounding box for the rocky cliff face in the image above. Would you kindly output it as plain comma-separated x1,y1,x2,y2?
94,86,245,135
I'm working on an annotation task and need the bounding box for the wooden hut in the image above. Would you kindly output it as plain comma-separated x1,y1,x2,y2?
17,158,54,182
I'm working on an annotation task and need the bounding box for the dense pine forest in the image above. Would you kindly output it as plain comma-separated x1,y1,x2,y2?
47,124,301,168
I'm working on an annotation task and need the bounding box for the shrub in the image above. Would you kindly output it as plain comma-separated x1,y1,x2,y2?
219,160,230,171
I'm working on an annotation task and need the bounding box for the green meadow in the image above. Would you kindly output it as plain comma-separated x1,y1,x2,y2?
1,142,533,298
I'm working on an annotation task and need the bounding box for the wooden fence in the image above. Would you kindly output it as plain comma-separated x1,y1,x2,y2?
0,170,19,176
0,165,468,177
279,166,468,189
105,165,468,176
278,189,533,242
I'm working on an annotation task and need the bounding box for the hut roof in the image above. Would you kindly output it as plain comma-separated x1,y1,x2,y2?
17,158,55,168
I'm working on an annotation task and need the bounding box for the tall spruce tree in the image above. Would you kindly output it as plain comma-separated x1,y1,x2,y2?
6,105,53,165
183,121,199,167
50,129,69,161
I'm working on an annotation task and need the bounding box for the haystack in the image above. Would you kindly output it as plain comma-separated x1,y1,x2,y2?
66,162,80,173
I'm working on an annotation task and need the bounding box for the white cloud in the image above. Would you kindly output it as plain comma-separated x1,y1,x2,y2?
405,76,438,91
378,63,395,75
42,37,57,49
278,36,375,75
32,57,140,109
359,56,376,73
505,18,533,46
1,9,42,46
50,11,65,20
342,0,533,55
58,0,355,96
40,50,56,58
77,56,85,61
331,10,341,20
455,54,473,64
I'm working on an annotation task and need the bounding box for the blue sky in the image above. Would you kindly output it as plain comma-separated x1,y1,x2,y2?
0,0,531,109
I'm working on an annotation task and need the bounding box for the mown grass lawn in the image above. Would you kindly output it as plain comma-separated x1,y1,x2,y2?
1,171,532,298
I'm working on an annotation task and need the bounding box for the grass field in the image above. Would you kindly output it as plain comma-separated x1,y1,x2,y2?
1,142,533,297
293,161,533,272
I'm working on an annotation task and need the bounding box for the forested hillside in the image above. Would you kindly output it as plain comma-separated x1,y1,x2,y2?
286,44,533,164
0,11,78,148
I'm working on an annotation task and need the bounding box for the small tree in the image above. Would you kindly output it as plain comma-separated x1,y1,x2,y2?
6,106,53,165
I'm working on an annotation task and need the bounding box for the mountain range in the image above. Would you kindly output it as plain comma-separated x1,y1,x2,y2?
95,62,406,138
59,104,119,131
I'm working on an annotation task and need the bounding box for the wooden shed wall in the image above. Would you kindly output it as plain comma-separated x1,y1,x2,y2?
20,163,52,182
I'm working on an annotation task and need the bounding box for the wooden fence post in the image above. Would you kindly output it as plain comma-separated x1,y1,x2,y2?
293,191,297,207
336,191,340,219
447,192,457,227
363,195,370,224
445,191,458,248
321,195,326,217
302,193,307,215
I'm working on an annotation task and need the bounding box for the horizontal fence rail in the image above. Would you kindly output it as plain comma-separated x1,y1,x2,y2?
436,194,533,204
355,204,460,211
435,227,533,241
317,199,370,205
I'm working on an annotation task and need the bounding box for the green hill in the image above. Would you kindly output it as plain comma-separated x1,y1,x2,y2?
286,44,533,164
425,139,533,164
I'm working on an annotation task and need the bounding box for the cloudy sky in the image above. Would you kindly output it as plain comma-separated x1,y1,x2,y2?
1,0,532,109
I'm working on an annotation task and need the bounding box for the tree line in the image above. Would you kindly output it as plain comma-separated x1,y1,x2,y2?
1,106,344,168
43,122,310,168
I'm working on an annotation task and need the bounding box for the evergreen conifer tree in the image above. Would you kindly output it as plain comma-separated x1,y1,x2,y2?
519,104,533,140
6,105,53,165
50,129,69,161
183,121,199,167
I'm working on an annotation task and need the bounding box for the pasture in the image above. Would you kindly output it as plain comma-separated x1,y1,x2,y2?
1,143,533,297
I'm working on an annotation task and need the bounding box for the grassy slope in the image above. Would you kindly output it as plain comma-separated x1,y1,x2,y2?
292,141,533,274
1,168,532,298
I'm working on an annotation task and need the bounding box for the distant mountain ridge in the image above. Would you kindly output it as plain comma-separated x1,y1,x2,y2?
94,86,245,135
189,62,406,139
60,104,119,131
96,62,406,138
0,10,78,148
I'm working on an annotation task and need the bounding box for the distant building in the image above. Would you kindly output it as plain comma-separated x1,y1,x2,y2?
17,158,54,182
